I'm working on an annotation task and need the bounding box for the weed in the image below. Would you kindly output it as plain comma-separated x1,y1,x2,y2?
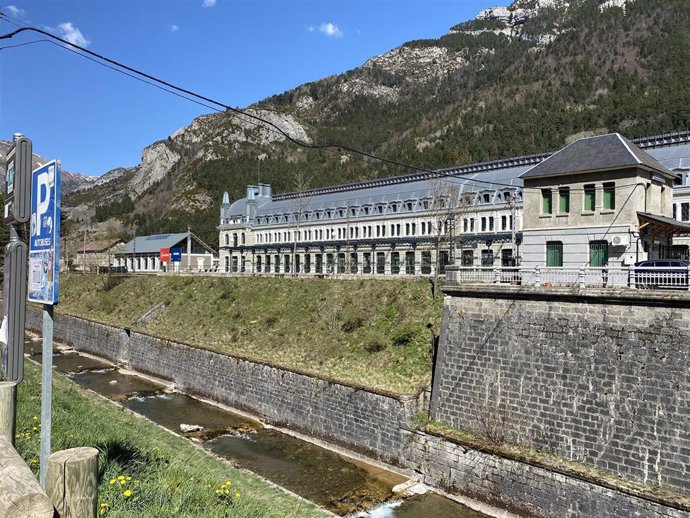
391,324,418,347
362,332,388,353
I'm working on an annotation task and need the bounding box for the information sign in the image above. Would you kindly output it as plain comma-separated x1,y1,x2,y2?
160,247,170,263
28,161,61,305
171,248,182,262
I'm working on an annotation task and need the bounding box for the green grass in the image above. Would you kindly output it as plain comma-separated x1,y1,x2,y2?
57,275,442,394
15,361,327,518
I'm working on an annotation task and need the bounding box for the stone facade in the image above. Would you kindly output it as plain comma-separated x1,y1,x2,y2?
431,286,690,496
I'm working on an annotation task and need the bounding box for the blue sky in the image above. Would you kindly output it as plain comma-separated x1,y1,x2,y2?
1,0,497,176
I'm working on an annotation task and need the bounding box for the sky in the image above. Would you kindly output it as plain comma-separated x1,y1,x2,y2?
0,0,498,176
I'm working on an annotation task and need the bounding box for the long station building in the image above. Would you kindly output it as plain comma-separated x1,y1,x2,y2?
218,131,690,276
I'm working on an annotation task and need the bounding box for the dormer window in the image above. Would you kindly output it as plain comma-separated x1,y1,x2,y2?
421,199,431,210
364,206,371,215
350,208,357,217
483,194,491,204
406,201,414,211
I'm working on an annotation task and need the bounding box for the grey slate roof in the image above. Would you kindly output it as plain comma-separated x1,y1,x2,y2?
521,133,676,179
219,132,690,227
119,232,190,254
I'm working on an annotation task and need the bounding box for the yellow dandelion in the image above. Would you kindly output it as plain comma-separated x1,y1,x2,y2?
100,502,109,507
117,475,125,480
119,480,126,486
126,476,132,481
32,416,38,421
225,480,232,486
215,489,221,494
235,492,240,498
109,479,116,485
123,489,132,497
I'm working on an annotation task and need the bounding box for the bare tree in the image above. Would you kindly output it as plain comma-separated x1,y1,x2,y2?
291,170,313,276
428,175,472,298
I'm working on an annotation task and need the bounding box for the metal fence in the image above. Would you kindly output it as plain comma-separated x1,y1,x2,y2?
449,266,690,290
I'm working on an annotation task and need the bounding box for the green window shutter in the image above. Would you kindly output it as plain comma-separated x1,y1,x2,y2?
584,185,595,211
542,190,552,214
559,189,570,213
546,241,563,267
603,183,615,210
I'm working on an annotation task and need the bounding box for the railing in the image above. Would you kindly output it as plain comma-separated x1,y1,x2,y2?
449,266,690,290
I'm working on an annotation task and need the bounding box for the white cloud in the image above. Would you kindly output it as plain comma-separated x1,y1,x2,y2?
307,25,315,33
318,22,343,38
5,5,25,17
56,22,90,47
202,0,217,7
170,24,179,32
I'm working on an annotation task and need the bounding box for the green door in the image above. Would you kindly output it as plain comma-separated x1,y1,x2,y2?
589,241,609,267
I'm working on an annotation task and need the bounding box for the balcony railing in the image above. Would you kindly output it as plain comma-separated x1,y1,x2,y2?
449,266,690,290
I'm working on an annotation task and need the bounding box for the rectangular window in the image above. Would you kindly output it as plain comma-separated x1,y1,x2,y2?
350,253,357,274
501,215,507,231
481,249,494,266
284,255,291,274
501,249,514,267
265,255,271,273
274,255,280,273
584,184,595,212
682,202,690,222
337,253,346,274
304,254,311,274
256,256,262,272
231,257,238,273
559,187,570,213
462,250,474,267
603,183,615,210
315,254,323,274
542,189,553,214
405,252,415,275
391,252,400,274
489,217,495,231
481,218,487,232
363,253,372,274
589,240,609,267
376,252,385,274
439,251,449,274
470,218,475,232
546,241,563,267
421,251,432,274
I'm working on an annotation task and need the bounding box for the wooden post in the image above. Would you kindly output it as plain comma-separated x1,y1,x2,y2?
0,433,54,518
0,382,17,446
46,447,99,518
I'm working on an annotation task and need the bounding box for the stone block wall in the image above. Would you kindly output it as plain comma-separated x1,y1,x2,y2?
26,307,420,467
405,431,689,518
431,287,690,496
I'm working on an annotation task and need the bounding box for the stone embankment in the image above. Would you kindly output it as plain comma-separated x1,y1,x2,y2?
26,305,690,518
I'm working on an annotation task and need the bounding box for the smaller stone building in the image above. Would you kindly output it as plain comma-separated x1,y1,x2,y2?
75,239,123,272
520,133,677,269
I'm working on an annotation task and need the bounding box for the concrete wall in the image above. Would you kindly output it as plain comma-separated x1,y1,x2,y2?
27,307,689,517
431,286,690,497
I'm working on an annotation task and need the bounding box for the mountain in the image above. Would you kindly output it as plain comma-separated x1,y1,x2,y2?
65,0,690,246
0,140,95,195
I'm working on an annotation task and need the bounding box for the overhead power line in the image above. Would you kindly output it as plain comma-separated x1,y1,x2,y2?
0,15,684,197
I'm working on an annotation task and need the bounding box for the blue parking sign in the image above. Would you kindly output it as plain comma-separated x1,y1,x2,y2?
28,160,61,305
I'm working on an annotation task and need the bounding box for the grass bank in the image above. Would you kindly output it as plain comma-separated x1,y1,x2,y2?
15,361,327,518
58,275,442,394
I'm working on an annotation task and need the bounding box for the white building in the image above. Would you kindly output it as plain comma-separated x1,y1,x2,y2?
218,130,690,275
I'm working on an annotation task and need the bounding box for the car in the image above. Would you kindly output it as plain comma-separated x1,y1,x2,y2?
633,259,690,289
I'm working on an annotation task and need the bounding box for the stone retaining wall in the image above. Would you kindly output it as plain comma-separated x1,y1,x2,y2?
27,307,689,517
431,286,690,496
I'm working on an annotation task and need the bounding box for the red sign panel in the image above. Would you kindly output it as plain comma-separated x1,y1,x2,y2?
160,248,171,263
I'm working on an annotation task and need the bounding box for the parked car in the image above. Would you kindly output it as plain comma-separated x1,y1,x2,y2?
634,259,690,289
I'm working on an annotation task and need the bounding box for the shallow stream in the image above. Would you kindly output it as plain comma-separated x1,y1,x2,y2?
29,340,489,517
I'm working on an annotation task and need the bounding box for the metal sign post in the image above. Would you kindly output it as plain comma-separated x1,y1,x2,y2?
28,160,61,488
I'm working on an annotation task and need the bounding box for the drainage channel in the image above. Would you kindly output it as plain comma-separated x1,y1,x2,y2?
27,339,489,517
